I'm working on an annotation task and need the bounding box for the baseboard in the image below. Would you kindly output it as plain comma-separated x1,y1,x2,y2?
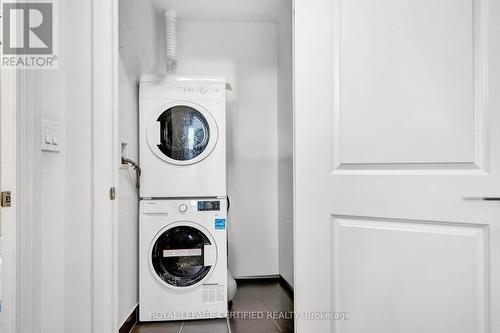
278,275,294,299
119,305,138,333
234,274,280,282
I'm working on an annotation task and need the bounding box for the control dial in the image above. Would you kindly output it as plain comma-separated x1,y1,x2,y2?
179,204,188,213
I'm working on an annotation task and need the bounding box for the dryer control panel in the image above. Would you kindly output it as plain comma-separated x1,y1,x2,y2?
140,79,226,101
177,85,223,98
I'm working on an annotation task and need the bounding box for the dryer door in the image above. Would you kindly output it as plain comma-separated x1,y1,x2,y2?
150,224,217,288
147,102,219,165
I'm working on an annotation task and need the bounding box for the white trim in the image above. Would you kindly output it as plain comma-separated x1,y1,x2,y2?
112,0,120,328
291,2,297,333
92,0,119,332
16,68,40,333
1,68,18,333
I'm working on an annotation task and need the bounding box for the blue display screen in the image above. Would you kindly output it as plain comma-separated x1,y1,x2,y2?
197,201,220,211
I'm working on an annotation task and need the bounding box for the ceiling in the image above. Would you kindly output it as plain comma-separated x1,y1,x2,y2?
152,0,289,22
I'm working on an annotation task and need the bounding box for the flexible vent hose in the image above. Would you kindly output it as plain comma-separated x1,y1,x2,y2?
164,10,178,74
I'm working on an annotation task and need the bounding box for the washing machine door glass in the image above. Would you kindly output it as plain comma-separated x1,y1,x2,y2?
157,105,210,161
151,225,213,287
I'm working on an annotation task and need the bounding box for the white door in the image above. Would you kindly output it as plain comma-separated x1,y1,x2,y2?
294,0,500,332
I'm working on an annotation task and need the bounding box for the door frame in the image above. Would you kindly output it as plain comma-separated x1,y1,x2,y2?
92,0,120,331
1,68,18,333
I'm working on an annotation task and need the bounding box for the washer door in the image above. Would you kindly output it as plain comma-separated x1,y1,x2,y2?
147,102,219,165
150,223,217,288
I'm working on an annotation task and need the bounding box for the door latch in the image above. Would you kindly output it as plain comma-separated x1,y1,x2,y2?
109,187,116,200
1,191,12,207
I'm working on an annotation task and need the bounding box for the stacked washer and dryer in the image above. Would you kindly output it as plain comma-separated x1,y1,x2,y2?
139,75,229,321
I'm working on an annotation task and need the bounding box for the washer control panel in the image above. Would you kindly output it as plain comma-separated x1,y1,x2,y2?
143,199,223,215
178,203,188,213
197,200,221,211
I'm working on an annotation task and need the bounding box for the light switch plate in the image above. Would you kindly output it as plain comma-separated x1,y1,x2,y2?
41,120,61,152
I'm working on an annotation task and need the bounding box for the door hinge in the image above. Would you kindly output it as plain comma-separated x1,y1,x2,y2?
1,191,12,207
109,187,116,200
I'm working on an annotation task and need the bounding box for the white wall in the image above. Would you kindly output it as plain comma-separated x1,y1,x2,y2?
118,0,163,326
174,21,280,277
25,0,93,332
277,5,294,287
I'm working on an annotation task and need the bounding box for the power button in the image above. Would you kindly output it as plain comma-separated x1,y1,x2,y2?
179,204,188,213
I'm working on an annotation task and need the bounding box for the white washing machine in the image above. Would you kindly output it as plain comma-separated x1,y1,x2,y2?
139,198,228,322
139,75,226,198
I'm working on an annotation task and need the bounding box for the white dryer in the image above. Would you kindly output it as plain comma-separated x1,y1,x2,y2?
139,198,228,322
139,75,226,198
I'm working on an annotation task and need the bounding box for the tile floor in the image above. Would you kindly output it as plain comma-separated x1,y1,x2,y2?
132,280,294,333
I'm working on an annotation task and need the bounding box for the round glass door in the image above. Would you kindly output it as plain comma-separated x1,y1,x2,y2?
151,225,213,287
157,105,210,161
147,102,219,165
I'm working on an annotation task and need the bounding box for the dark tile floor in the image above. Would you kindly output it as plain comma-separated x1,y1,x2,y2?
132,280,294,333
